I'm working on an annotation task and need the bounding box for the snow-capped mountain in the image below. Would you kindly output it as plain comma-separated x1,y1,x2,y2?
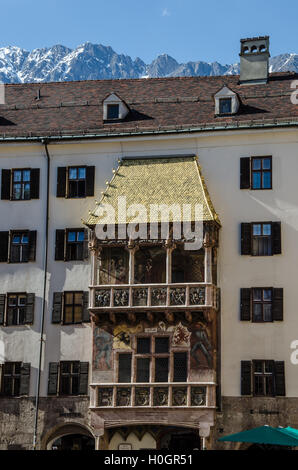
0,43,296,83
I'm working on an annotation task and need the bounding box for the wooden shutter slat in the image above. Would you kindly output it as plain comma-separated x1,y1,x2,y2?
273,288,283,321
240,157,250,189
83,229,89,260
272,222,281,255
240,288,251,321
52,292,63,323
28,231,37,262
30,169,40,199
85,166,95,197
25,293,35,324
79,362,89,395
55,230,65,261
241,361,252,395
0,232,9,262
241,223,252,255
274,361,285,396
0,294,6,325
56,167,67,197
48,363,59,395
1,169,11,200
19,363,30,396
82,291,90,322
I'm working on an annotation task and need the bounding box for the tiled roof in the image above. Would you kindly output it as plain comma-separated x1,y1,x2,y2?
0,72,297,139
86,155,220,226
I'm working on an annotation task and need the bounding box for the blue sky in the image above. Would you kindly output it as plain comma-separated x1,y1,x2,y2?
1,0,297,63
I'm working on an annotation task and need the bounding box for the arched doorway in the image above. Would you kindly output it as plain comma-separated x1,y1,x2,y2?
43,423,95,450
157,427,201,451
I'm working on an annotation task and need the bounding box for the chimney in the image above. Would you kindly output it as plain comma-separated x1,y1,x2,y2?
239,36,270,84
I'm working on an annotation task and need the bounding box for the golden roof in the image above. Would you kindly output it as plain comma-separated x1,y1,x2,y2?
86,155,220,226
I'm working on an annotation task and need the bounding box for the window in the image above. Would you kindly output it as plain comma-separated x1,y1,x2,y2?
55,228,88,262
12,169,31,200
240,156,272,190
253,360,274,396
1,168,40,200
251,157,272,189
0,230,36,263
47,361,89,396
240,288,283,322
241,222,281,256
64,292,84,324
66,230,84,260
1,362,30,396
56,166,94,198
117,336,187,384
241,360,285,397
10,232,29,262
68,167,86,198
252,223,272,256
252,288,272,322
51,291,89,324
107,104,119,120
0,293,35,326
219,98,232,114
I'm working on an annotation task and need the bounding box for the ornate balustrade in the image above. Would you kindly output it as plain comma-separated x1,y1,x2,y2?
90,382,216,409
90,283,219,310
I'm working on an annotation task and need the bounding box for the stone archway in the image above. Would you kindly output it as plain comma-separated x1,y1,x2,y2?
42,422,96,450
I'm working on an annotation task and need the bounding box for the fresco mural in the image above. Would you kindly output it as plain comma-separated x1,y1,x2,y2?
190,322,213,369
93,326,113,370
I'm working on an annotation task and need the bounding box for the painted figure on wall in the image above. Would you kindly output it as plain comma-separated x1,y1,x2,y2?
93,327,113,370
190,322,213,369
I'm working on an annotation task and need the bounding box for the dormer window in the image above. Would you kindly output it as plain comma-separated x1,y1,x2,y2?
214,86,239,116
103,93,129,121
107,104,119,120
219,98,232,115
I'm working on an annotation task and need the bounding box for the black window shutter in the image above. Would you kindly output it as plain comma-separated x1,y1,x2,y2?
48,363,59,395
241,223,252,255
240,288,251,321
79,362,89,395
0,294,6,325
25,293,35,324
28,231,37,261
272,222,281,255
240,157,250,189
85,166,95,197
1,169,11,200
0,232,9,262
30,169,40,199
82,291,90,322
273,288,283,321
173,352,188,382
19,363,30,396
55,230,65,261
83,229,89,260
56,167,67,197
52,292,63,323
241,361,252,395
274,361,285,396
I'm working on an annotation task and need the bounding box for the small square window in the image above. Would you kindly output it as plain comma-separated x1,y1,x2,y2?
219,98,232,114
107,104,119,120
251,157,272,190
137,337,151,354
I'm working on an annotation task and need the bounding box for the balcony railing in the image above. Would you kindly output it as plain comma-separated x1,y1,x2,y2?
90,382,216,409
90,283,219,310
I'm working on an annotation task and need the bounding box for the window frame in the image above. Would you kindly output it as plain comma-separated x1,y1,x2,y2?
251,287,273,323
219,97,232,115
117,334,188,384
59,360,81,396
6,293,27,326
251,222,273,256
63,291,84,324
1,362,22,397
252,360,274,397
65,228,85,261
9,230,30,263
66,166,87,199
107,104,120,120
11,168,31,201
251,156,272,190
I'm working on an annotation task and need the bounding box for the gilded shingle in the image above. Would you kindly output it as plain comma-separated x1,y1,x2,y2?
86,156,220,226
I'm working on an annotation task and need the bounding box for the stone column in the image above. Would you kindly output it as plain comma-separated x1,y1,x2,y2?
128,241,137,285
165,240,175,284
204,233,212,284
